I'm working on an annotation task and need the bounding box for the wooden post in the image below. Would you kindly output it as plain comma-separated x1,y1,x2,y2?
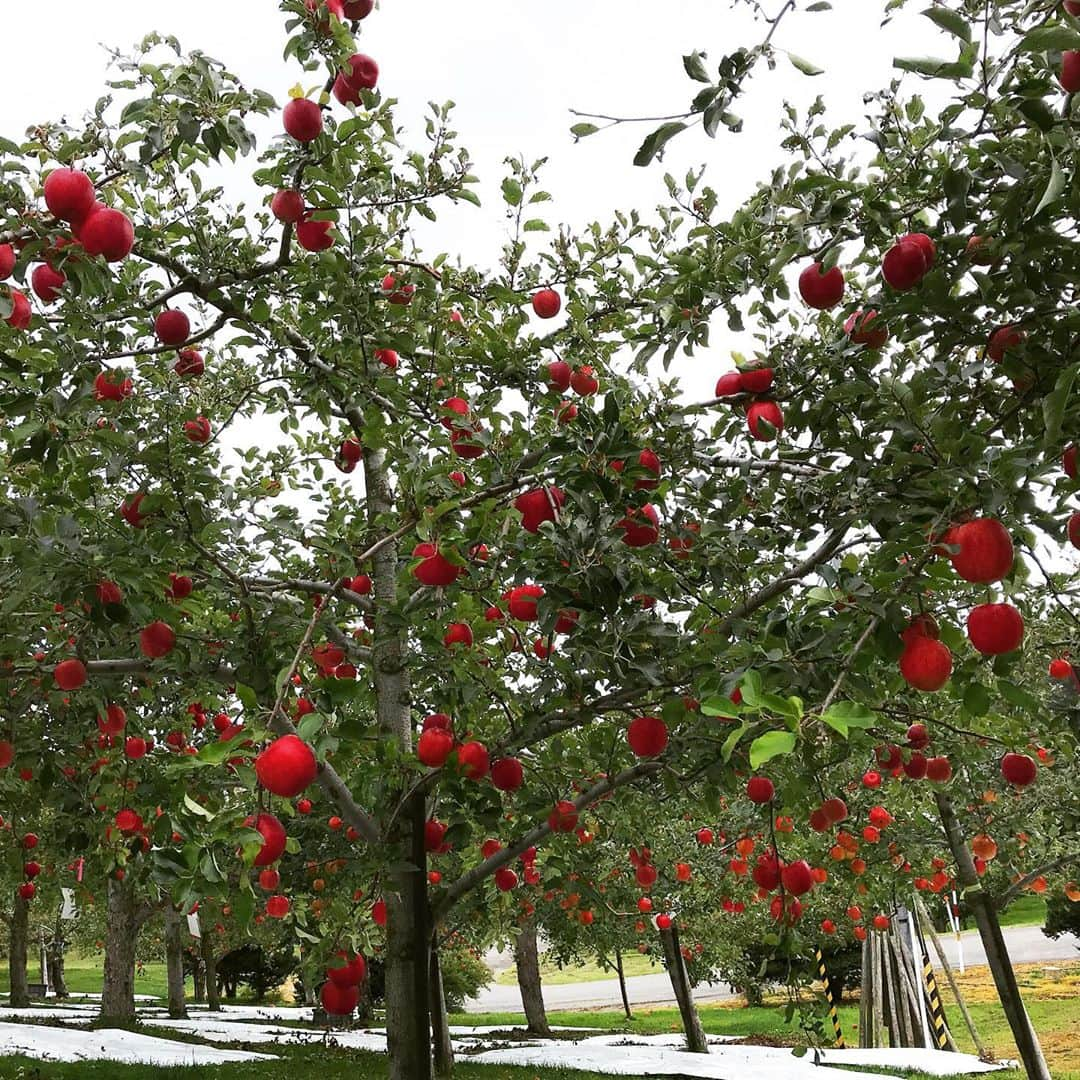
914,893,989,1059
935,791,1051,1080
858,936,871,1048
659,924,708,1054
871,930,885,1048
614,947,633,1021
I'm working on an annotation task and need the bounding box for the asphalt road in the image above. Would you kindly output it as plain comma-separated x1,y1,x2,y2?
466,924,1079,1014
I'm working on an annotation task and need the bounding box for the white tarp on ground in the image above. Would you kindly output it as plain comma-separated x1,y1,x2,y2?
0,1003,1014,1078
0,1020,274,1064
469,1038,1011,1078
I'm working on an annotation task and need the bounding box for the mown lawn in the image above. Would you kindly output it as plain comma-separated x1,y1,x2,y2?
0,953,176,999
462,961,1080,1080
494,950,660,986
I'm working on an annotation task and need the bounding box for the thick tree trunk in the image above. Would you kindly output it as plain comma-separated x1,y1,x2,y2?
614,947,633,1021
193,957,205,1003
99,876,139,1023
384,796,432,1080
49,918,68,999
363,443,431,1080
935,791,1051,1080
429,941,454,1079
164,905,188,1019
514,919,551,1035
9,895,30,1007
200,932,221,1012
659,924,708,1054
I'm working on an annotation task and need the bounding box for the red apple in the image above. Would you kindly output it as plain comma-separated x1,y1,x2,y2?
882,240,928,290
0,244,14,279
967,603,1024,655
139,621,176,659
507,584,544,621
548,801,578,832
283,98,323,143
746,400,784,440
925,756,952,783
781,859,814,896
456,741,489,780
987,325,1025,362
244,812,287,866
798,261,844,309
844,309,888,349
570,365,599,395
271,189,305,223
255,734,318,797
715,371,743,396
31,264,65,303
941,517,1014,582
626,715,667,758
5,289,31,330
514,486,565,533
1062,51,1080,92
44,168,96,222
79,207,134,261
746,776,775,804
899,636,952,691
155,309,190,345
412,543,463,587
1000,751,1037,787
183,417,211,444
54,659,87,691
491,757,524,792
532,289,561,318
175,349,204,377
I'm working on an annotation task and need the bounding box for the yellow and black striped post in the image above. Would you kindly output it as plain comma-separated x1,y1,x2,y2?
921,950,949,1049
815,948,846,1048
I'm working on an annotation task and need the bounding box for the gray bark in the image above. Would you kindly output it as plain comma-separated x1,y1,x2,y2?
935,791,1051,1080
429,944,454,1079
514,919,551,1035
614,947,633,1021
659,924,707,1054
8,895,29,1007
99,876,139,1023
364,443,431,1080
164,905,188,1019
200,930,221,1012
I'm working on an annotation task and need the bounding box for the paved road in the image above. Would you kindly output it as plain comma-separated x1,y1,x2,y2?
466,925,1079,1014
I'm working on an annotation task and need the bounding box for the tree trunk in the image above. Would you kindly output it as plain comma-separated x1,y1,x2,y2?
193,956,205,1003
935,791,1051,1080
383,795,432,1080
99,876,139,1023
614,947,633,1021
363,443,430,1080
200,932,221,1012
9,894,30,1007
164,905,188,1019
514,918,552,1035
429,942,454,1079
659,924,708,1054
49,917,68,999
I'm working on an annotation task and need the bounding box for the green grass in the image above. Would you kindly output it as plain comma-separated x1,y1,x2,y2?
0,953,175,999
995,894,1047,928
494,951,660,986
0,1042,652,1080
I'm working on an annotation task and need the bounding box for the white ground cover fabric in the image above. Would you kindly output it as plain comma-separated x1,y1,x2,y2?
0,1020,273,1064
0,1002,1015,1077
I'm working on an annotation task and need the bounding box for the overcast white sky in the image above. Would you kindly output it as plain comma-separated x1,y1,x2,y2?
0,1,956,489
2,3,944,379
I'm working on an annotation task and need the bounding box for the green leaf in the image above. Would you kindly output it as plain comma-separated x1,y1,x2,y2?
738,670,765,707
1043,362,1078,446
922,7,971,42
822,700,878,737
235,683,258,714
1032,154,1065,218
893,55,974,78
1018,25,1080,53
183,794,214,820
963,683,991,718
570,123,599,139
787,53,824,77
250,299,271,323
501,177,522,206
683,51,710,83
522,219,550,232
700,695,741,719
806,2,832,9
633,122,687,167
722,723,749,762
749,730,797,769
997,679,1040,713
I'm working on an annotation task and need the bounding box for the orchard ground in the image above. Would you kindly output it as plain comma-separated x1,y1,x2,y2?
0,959,1076,1078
